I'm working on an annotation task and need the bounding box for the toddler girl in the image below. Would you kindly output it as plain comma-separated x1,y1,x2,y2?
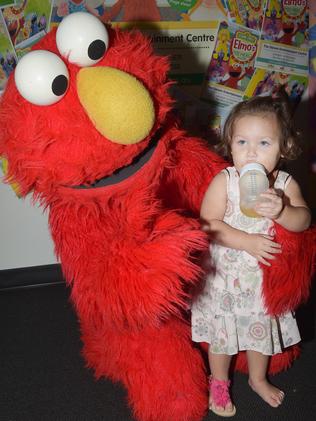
192,94,311,417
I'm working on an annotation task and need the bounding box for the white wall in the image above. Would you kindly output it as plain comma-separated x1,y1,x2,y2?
0,173,57,270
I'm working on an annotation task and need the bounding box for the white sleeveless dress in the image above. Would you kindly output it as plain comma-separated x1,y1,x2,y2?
191,166,301,355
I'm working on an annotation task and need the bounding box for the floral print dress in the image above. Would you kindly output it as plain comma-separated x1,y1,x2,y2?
191,166,301,355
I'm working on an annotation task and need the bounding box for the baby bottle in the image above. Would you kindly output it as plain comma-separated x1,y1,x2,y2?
239,163,269,218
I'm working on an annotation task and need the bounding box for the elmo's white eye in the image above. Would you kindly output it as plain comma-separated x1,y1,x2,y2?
56,12,108,67
14,50,69,106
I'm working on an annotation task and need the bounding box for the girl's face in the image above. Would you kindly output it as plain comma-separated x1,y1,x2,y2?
230,113,282,175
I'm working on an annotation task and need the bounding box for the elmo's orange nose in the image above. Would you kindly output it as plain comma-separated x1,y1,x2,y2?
77,66,155,145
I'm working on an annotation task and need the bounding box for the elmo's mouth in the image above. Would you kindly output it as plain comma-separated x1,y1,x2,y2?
72,130,160,190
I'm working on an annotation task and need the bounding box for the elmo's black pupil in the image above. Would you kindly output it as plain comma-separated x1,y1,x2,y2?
52,75,68,96
88,40,106,60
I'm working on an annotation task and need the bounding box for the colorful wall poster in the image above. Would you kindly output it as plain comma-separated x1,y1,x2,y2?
261,0,308,48
50,1,228,26
50,0,106,26
199,15,262,130
244,67,307,105
202,21,259,106
50,0,179,26
0,10,17,93
255,39,308,75
102,0,228,23
97,0,173,22
1,0,52,57
251,1,309,117
165,0,228,22
225,0,267,33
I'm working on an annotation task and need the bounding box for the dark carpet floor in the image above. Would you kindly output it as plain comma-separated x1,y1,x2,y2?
1,283,316,421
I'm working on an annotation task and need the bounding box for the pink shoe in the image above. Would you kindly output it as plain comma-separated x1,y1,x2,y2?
209,376,236,417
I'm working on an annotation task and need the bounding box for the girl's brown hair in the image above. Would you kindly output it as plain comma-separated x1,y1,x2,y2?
216,92,301,162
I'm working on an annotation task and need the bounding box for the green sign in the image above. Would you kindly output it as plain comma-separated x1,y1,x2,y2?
167,0,198,12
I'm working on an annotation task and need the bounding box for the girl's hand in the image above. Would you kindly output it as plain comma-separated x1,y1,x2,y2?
255,188,284,220
243,233,282,266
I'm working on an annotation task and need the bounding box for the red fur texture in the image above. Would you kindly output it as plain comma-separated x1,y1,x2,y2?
0,17,315,420
0,22,225,421
231,222,316,375
262,223,316,316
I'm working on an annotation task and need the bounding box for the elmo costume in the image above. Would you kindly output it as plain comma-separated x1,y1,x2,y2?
0,12,315,421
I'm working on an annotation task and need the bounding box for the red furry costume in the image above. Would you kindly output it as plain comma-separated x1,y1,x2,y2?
0,12,315,421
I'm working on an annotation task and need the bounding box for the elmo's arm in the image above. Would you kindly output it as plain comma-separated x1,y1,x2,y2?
262,222,316,316
50,196,208,331
164,132,227,216
235,223,316,376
